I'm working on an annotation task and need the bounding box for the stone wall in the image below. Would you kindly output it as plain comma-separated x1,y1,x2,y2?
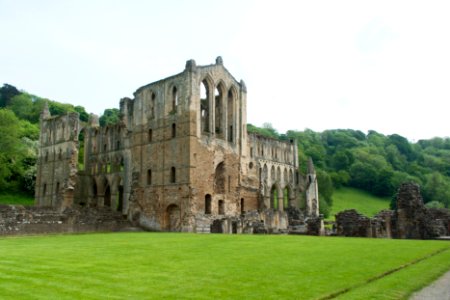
0,205,131,236
335,183,450,239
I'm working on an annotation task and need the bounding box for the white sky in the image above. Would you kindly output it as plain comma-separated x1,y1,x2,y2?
1,0,450,141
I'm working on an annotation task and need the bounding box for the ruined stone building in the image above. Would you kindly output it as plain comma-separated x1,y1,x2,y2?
35,57,319,233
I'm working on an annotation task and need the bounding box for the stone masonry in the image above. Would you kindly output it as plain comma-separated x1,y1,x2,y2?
335,183,450,239
34,57,320,234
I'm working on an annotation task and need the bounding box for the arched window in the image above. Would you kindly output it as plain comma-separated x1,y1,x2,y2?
205,194,212,214
104,185,111,207
151,92,156,118
148,129,153,142
200,80,210,133
218,199,224,215
120,158,124,171
56,182,60,194
270,185,278,209
43,183,47,196
240,198,244,214
215,83,224,138
227,88,235,142
214,162,225,194
172,86,178,113
170,167,176,183
172,123,176,138
147,169,152,185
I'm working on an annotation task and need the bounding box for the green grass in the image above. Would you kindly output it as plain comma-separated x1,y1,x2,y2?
0,192,34,206
329,187,390,220
0,233,449,299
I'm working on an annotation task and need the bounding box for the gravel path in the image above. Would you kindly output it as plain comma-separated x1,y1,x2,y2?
410,270,450,300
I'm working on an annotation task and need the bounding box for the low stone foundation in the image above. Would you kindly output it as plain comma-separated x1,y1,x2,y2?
0,205,131,236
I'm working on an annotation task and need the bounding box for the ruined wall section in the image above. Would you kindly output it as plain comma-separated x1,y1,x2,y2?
77,121,129,214
248,134,299,211
127,70,193,231
35,112,79,210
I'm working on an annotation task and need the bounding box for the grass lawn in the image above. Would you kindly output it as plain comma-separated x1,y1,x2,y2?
329,187,391,220
0,233,449,299
0,192,34,206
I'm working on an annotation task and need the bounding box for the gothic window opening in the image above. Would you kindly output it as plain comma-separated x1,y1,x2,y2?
117,183,124,212
218,200,224,215
240,198,245,214
215,83,224,138
227,89,235,142
172,86,178,113
151,92,156,118
170,167,176,183
172,123,176,138
148,129,153,142
43,183,47,196
104,185,111,207
205,194,211,214
270,185,278,209
200,80,210,133
214,162,225,194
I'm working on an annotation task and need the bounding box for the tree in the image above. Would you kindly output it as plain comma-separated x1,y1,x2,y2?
0,84,20,107
99,108,120,126
74,106,89,122
0,109,26,190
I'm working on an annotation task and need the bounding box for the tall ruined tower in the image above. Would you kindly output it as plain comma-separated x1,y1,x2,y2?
35,103,80,210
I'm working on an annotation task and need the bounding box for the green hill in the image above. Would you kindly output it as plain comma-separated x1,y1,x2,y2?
329,187,391,220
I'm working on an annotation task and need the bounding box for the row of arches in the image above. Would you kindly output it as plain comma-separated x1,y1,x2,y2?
251,140,294,164
90,175,125,212
200,78,237,143
260,163,295,187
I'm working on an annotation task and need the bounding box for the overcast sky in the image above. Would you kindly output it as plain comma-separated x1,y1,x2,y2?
1,0,449,141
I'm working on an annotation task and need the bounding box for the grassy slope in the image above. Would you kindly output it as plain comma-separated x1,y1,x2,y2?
0,233,449,300
0,193,34,206
329,187,391,220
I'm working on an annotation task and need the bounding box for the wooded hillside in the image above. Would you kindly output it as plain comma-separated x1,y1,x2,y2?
248,123,450,216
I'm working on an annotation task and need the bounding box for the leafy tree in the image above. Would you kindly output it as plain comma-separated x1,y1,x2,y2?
0,109,26,190
316,169,333,207
247,123,279,139
99,108,120,126
0,84,20,107
74,106,89,122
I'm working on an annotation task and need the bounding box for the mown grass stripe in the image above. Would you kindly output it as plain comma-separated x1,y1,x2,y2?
319,246,450,299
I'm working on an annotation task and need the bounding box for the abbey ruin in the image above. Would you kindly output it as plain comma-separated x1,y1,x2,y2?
33,57,320,234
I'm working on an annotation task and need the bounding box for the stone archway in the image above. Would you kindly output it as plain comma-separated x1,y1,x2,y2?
165,204,181,232
104,185,111,207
